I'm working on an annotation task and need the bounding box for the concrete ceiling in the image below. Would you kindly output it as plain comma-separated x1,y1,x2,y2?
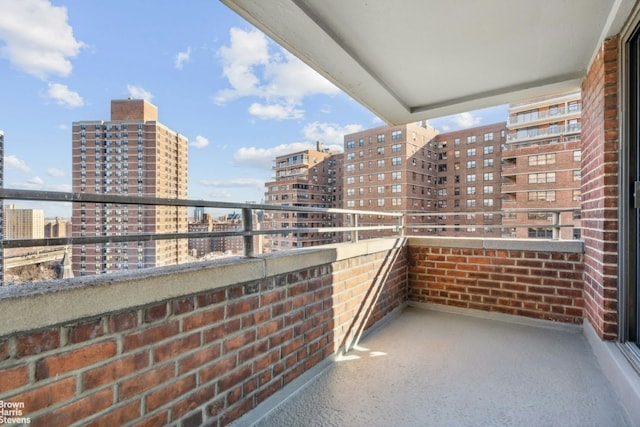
221,0,636,125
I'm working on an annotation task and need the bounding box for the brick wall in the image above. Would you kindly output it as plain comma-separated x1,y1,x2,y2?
580,36,620,340
0,244,406,426
407,243,584,324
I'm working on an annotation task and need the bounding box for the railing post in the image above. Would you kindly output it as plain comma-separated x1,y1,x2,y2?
399,213,404,237
551,211,560,240
350,214,358,243
242,207,254,257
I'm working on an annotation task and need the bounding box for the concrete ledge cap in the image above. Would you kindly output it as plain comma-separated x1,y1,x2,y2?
407,236,584,253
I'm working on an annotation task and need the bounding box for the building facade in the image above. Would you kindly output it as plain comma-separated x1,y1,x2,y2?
502,91,582,239
3,205,45,240
263,142,343,252
343,123,440,238
433,123,507,237
71,99,189,276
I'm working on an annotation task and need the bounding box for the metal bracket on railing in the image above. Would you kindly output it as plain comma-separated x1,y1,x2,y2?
242,208,254,258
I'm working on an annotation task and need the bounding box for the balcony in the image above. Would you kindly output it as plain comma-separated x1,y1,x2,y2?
0,207,636,426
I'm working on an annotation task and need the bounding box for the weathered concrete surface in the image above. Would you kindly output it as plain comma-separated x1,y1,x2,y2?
246,307,631,427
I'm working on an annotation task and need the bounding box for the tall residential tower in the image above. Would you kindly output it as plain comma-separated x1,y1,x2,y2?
71,99,189,276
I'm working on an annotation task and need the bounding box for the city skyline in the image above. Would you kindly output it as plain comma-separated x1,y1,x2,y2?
0,0,507,218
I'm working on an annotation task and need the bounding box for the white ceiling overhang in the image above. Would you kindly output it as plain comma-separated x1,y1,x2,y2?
221,0,636,125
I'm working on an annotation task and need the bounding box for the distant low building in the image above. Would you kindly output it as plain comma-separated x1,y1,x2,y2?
45,217,71,238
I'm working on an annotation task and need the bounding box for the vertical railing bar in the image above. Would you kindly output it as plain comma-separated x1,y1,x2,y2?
242,207,254,258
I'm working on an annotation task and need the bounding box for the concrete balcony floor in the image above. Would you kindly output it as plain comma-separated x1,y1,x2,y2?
246,307,631,426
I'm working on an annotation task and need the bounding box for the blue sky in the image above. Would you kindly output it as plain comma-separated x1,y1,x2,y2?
0,0,507,218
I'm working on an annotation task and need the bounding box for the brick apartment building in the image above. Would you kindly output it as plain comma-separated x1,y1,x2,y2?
433,123,507,237
263,142,343,252
343,123,439,238
71,99,189,276
188,213,244,257
44,217,72,238
502,91,582,239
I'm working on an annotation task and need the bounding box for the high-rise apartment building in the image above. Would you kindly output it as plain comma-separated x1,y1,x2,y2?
3,205,44,240
263,142,343,252
343,123,439,238
502,91,582,239
45,217,71,238
433,123,507,237
71,99,189,276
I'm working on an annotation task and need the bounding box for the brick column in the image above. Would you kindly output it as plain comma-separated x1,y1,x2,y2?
580,36,620,340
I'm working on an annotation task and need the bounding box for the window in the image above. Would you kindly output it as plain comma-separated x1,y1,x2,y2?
549,123,559,134
377,173,385,180
346,153,355,160
437,188,447,197
528,153,556,166
377,199,385,207
454,150,460,158
483,198,494,207
377,159,385,167
467,174,476,182
573,170,581,181
483,159,494,167
347,188,355,196
377,186,385,194
392,157,402,166
529,172,556,184
483,132,493,141
484,172,493,181
467,135,476,144
391,171,402,180
467,160,476,169
391,144,402,152
467,148,476,156
483,185,493,194
454,138,461,145
467,199,476,207
377,147,385,155
347,176,355,184
568,101,579,112
346,140,355,149
516,127,539,139
516,109,539,122
528,190,556,202
347,164,355,172
573,150,582,162
573,190,581,202
467,187,476,195
391,184,401,193
568,119,580,132
549,104,559,115
377,134,385,142
483,146,494,155
392,198,401,206
391,130,402,140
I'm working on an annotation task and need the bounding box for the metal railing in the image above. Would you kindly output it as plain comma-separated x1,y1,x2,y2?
0,188,403,258
0,188,579,284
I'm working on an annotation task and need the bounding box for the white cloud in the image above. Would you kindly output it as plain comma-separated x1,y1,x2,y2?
46,82,84,107
302,122,363,146
46,167,65,177
453,112,481,128
28,176,44,185
215,28,339,120
200,178,265,189
248,102,303,121
5,155,31,172
127,85,153,101
0,0,85,79
58,124,69,130
175,47,191,70
190,135,209,149
234,142,315,170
